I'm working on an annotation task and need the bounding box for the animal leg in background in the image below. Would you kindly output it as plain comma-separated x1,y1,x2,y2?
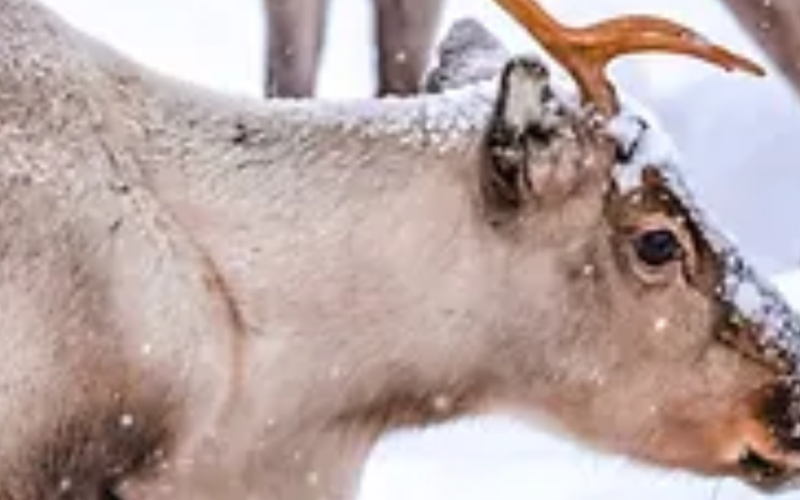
373,0,445,96
719,0,800,96
264,0,328,97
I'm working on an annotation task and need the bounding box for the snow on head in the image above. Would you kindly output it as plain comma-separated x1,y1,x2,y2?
609,93,800,372
259,17,513,154
263,79,497,154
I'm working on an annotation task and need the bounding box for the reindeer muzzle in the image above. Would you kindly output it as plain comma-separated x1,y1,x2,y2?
719,253,800,490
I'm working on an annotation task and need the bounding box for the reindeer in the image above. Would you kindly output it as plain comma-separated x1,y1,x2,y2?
1,0,800,498
263,0,445,97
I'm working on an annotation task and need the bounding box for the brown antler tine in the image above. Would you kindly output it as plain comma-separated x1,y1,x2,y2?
492,0,766,116
493,0,564,39
586,15,695,38
492,0,622,113
584,16,766,76
599,33,766,75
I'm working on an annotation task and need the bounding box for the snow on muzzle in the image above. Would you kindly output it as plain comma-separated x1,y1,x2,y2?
674,207,800,487
720,251,800,465
720,251,800,374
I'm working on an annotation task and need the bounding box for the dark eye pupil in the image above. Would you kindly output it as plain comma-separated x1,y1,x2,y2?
634,229,681,266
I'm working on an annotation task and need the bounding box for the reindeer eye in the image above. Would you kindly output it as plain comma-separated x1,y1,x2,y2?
633,229,682,267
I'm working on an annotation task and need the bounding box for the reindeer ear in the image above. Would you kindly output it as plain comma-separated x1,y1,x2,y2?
481,56,606,217
482,58,558,213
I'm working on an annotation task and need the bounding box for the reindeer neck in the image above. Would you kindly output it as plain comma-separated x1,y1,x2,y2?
116,73,590,497
1,1,590,497
126,84,536,497
0,7,538,491
1,29,574,496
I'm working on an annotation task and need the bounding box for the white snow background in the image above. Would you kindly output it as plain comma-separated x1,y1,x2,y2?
34,0,800,499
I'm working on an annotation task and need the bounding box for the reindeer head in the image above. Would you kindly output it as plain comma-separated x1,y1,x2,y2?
473,53,800,491
441,0,800,490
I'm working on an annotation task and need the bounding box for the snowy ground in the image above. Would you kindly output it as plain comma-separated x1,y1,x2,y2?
36,0,800,499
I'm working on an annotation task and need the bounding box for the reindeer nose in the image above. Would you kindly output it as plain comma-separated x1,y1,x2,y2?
733,379,800,490
761,379,800,453
737,448,792,490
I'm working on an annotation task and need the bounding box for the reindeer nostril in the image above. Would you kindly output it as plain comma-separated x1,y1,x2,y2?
738,446,787,483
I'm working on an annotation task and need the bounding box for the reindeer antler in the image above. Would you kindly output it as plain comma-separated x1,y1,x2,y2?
493,0,766,116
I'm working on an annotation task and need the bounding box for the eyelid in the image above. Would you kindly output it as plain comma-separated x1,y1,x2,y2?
621,240,682,287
